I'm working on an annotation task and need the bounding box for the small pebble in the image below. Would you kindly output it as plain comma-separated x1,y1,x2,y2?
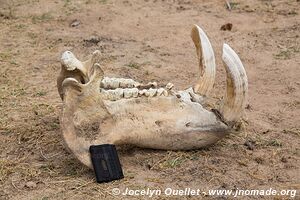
244,140,255,150
70,19,81,27
220,23,233,31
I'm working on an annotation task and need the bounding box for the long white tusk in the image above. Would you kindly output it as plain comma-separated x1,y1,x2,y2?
221,43,248,122
191,25,216,96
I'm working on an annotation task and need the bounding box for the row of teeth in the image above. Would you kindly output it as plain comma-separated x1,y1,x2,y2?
100,77,175,101
101,77,157,89
100,87,171,101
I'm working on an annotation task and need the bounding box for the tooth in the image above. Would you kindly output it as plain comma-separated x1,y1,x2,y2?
106,90,114,100
107,90,114,100
110,78,120,89
138,90,143,96
101,77,109,88
191,25,216,96
132,88,139,97
133,82,141,87
120,79,135,88
148,88,157,97
124,88,139,98
123,88,132,98
150,82,158,88
118,78,126,87
139,89,146,96
144,89,150,97
166,82,174,90
115,88,124,99
106,88,124,101
221,43,248,122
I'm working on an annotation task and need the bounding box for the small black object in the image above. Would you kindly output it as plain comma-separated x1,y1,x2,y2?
89,144,124,183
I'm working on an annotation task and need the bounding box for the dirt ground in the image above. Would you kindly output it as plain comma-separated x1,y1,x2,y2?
0,0,299,199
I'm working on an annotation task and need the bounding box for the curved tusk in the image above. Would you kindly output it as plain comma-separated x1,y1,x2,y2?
191,24,216,96
221,43,248,122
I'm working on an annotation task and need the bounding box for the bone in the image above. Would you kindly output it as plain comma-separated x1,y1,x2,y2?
58,26,248,170
221,43,248,122
58,50,101,100
61,51,84,71
82,50,101,75
191,25,216,96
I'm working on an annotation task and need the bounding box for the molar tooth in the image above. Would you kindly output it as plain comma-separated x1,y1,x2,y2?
133,82,141,87
138,89,144,96
110,78,120,89
101,77,109,88
132,88,139,98
115,88,124,99
106,90,114,100
101,77,142,89
144,89,150,97
120,79,135,88
123,88,131,98
148,88,157,97
118,78,126,87
107,88,124,101
151,82,158,88
124,88,139,98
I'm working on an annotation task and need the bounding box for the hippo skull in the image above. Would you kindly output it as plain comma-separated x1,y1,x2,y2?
57,25,248,168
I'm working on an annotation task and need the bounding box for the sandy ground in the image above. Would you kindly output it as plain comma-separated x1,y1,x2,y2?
0,0,299,199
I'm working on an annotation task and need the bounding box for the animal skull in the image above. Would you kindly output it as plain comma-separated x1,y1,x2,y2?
57,25,248,168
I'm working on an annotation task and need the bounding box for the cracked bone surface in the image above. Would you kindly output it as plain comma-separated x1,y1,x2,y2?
57,25,248,168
